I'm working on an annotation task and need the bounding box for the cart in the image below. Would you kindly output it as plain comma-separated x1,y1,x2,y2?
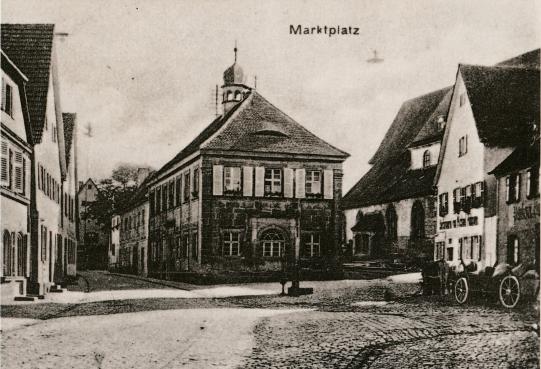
453,261,539,308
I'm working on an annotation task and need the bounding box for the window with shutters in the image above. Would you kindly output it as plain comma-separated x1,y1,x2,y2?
1,140,8,186
162,183,168,211
302,233,320,257
453,188,461,213
1,80,13,117
438,192,448,217
14,151,23,193
527,167,539,198
224,167,241,194
192,168,199,198
8,149,13,190
156,187,161,213
264,168,282,196
184,172,191,203
175,177,181,206
168,180,174,209
472,181,485,208
506,173,521,203
305,170,321,196
223,231,241,256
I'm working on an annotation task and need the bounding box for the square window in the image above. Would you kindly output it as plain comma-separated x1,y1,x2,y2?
224,167,241,194
306,170,322,195
264,169,282,196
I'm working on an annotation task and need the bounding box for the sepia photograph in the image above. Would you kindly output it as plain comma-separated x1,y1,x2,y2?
0,0,540,368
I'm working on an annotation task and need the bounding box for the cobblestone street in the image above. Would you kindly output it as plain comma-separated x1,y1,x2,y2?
1,273,539,368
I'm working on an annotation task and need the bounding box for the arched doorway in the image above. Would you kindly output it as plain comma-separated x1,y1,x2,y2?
3,231,11,276
351,212,386,257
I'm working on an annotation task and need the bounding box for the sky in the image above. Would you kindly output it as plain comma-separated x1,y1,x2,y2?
1,0,540,191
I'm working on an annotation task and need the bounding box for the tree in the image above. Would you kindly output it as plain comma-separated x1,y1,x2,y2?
112,163,139,187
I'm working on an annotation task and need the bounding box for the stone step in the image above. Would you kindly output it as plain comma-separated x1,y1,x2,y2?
14,295,36,301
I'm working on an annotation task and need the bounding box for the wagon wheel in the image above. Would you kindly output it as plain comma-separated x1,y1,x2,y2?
454,277,469,304
499,275,521,308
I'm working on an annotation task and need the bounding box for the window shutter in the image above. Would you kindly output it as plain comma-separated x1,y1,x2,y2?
295,169,306,198
254,167,265,197
283,168,294,198
213,165,223,196
323,170,334,199
243,166,253,197
14,151,23,192
0,140,7,186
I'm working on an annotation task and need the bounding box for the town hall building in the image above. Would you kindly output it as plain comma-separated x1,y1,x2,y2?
148,49,349,280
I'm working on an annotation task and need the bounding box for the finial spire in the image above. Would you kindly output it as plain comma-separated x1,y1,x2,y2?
234,40,238,63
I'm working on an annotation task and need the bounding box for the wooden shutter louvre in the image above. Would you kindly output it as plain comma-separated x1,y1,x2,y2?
0,140,8,186
323,170,334,199
14,151,23,193
243,166,253,197
254,167,265,197
212,165,223,196
284,168,294,198
295,169,305,198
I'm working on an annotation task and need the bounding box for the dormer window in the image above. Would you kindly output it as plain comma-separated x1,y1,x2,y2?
436,115,446,130
423,150,431,168
234,91,242,101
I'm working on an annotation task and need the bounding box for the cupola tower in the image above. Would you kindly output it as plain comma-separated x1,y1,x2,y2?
222,43,251,114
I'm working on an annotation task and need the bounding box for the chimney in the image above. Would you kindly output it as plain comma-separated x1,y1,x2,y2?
136,167,150,185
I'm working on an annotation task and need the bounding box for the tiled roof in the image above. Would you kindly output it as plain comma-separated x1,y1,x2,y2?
490,140,539,176
460,64,540,147
409,88,453,147
202,91,349,158
153,98,245,178
1,24,55,143
62,113,76,166
496,48,540,69
343,88,448,209
368,88,450,164
155,91,349,180
342,154,437,209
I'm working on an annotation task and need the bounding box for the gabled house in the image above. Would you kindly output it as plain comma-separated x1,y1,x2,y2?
148,50,349,280
342,87,451,261
1,49,33,298
2,24,77,295
78,178,108,269
434,49,540,268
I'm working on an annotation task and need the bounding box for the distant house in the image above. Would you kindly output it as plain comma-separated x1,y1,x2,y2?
342,87,451,261
148,50,349,280
1,49,33,297
78,178,108,269
2,24,78,295
490,140,539,269
434,50,539,268
117,169,154,276
109,214,120,269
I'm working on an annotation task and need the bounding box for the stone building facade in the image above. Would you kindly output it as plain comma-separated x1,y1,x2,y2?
148,52,349,279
